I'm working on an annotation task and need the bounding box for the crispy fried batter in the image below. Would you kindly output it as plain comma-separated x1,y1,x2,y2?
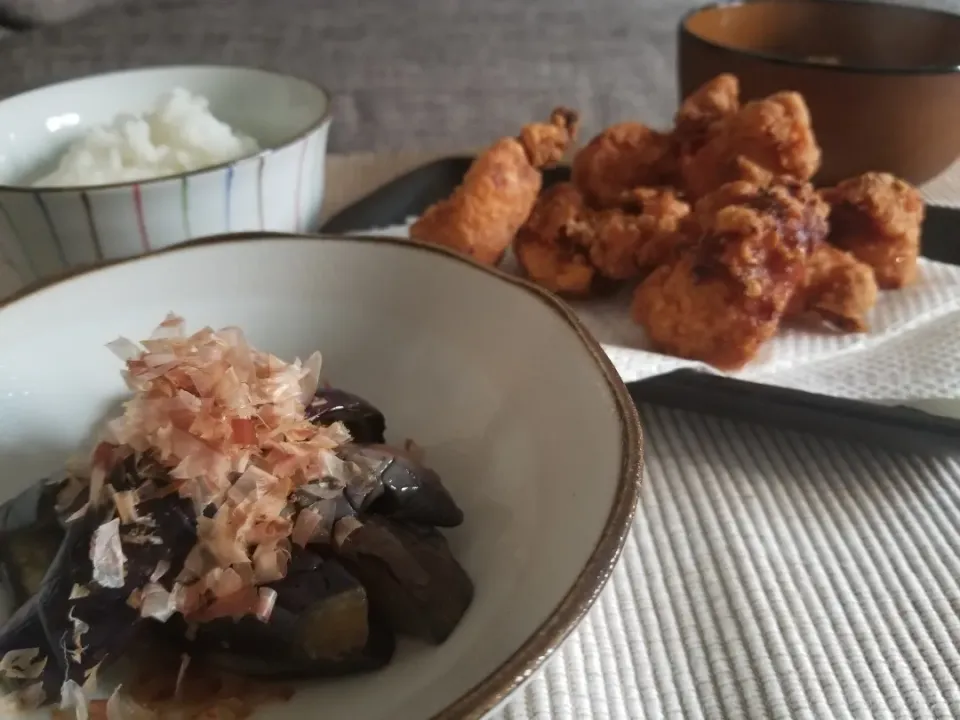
571,122,675,208
786,243,879,332
514,183,597,296
680,91,822,199
410,108,579,266
520,107,580,167
673,73,740,153
822,172,925,289
612,188,695,276
631,180,829,369
515,183,692,294
592,188,693,275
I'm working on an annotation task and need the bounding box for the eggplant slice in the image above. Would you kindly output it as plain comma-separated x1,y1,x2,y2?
188,551,394,678
0,481,70,698
1,457,198,698
0,481,65,613
336,516,473,644
0,508,127,698
307,389,387,444
1,388,473,708
340,445,464,528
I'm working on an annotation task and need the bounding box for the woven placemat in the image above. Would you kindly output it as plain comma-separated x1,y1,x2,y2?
493,404,960,719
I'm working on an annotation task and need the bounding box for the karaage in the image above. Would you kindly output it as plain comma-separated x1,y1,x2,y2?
410,107,579,266
514,183,596,296
785,243,879,332
822,172,925,289
631,180,829,369
571,123,675,208
593,188,693,275
672,73,740,155
514,184,691,295
679,91,822,199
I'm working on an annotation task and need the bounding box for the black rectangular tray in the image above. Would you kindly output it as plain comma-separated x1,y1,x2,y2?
322,156,960,455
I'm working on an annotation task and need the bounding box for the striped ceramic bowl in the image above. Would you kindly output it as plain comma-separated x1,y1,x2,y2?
0,65,331,289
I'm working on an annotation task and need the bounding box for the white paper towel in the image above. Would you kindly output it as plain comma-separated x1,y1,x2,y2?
360,219,960,402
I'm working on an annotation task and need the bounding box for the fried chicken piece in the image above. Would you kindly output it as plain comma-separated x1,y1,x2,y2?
786,243,878,332
514,183,596,296
571,123,675,208
576,189,691,280
410,107,579,266
515,183,692,295
520,108,581,168
680,91,822,199
822,172,925,289
730,156,777,187
587,188,693,277
673,74,741,154
631,180,829,369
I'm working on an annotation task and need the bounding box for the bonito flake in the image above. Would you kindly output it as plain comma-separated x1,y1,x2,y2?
73,314,353,625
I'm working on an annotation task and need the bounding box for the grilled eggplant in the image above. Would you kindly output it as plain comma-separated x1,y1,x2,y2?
188,551,394,678
339,445,463,528
0,481,65,613
336,516,473,644
1,382,473,709
307,389,386,444
1,457,198,698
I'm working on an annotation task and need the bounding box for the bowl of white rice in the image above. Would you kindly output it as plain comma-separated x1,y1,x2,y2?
0,65,331,290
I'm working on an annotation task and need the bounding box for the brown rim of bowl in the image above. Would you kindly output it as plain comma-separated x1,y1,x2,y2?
0,231,644,720
681,0,960,75
0,64,333,195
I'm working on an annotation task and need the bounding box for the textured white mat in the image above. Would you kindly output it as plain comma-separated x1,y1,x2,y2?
493,404,960,720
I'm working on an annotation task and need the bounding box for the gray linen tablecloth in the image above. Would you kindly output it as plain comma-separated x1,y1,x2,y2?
3,0,690,151
3,3,960,717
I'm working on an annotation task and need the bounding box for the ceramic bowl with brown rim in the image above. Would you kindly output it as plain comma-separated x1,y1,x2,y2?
0,232,642,720
679,0,960,185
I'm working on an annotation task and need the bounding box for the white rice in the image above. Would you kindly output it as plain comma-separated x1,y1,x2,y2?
32,88,261,187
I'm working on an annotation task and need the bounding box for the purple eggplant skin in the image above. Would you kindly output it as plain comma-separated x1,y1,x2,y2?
306,389,386,444
0,524,65,615
0,480,61,534
0,508,129,699
0,594,62,700
185,551,395,679
37,507,143,689
0,481,65,612
342,445,464,528
44,487,197,691
336,516,474,645
0,484,95,699
0,457,200,702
